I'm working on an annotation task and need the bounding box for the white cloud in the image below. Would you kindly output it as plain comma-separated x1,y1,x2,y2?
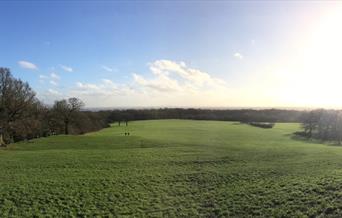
133,73,183,92
112,60,230,107
39,75,48,79
39,75,48,84
76,82,101,92
49,73,60,86
48,89,60,95
71,79,135,106
50,80,58,86
102,79,119,87
102,65,113,72
134,60,227,93
234,53,243,59
60,65,73,72
39,73,60,86
18,61,38,70
36,88,64,105
50,72,60,80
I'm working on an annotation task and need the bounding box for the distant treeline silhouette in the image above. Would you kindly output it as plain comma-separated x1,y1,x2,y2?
106,108,304,123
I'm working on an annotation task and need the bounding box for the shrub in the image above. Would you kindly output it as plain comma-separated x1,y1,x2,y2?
247,122,275,129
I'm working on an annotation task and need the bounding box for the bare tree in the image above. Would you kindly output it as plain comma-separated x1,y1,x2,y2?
301,110,322,138
53,98,84,135
0,68,37,145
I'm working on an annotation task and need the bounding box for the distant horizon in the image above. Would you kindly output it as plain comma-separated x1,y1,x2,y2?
1,1,342,108
82,105,333,111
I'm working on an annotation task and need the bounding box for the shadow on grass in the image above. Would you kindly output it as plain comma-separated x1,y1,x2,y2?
287,133,342,147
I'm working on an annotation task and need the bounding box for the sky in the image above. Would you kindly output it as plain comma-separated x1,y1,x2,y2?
1,1,342,108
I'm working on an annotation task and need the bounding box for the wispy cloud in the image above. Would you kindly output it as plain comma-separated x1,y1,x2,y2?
234,53,243,59
60,65,73,72
39,74,48,84
37,88,64,105
18,60,38,70
73,79,129,96
39,73,60,86
49,72,60,86
50,80,58,86
47,89,61,95
39,75,48,79
50,72,60,80
102,65,113,72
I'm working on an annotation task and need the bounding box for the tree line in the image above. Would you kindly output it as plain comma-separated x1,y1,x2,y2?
0,68,109,146
298,109,342,144
106,108,304,123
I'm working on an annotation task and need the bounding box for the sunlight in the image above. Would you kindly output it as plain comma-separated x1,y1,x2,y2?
278,5,342,108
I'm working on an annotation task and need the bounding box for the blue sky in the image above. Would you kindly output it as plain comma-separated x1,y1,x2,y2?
1,1,342,108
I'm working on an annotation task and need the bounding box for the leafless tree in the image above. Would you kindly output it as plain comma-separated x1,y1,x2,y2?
52,97,84,135
0,68,37,145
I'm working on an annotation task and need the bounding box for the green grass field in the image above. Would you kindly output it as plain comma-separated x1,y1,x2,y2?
1,120,342,217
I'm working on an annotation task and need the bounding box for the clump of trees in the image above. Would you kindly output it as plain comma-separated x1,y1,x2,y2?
244,122,275,129
0,68,109,146
298,109,342,144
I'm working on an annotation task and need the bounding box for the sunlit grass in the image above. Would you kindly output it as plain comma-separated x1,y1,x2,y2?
1,120,342,216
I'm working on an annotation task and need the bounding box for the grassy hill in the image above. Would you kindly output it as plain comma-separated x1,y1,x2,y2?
1,120,342,217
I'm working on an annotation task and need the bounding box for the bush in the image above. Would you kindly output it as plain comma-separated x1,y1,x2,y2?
246,122,275,129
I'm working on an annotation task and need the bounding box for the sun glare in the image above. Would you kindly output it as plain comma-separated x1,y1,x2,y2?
277,5,342,108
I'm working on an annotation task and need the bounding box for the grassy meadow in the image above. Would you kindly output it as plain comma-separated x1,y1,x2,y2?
1,120,342,217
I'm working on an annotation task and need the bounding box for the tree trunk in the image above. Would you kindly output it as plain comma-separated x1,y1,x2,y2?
0,133,5,147
308,125,312,138
65,120,69,135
